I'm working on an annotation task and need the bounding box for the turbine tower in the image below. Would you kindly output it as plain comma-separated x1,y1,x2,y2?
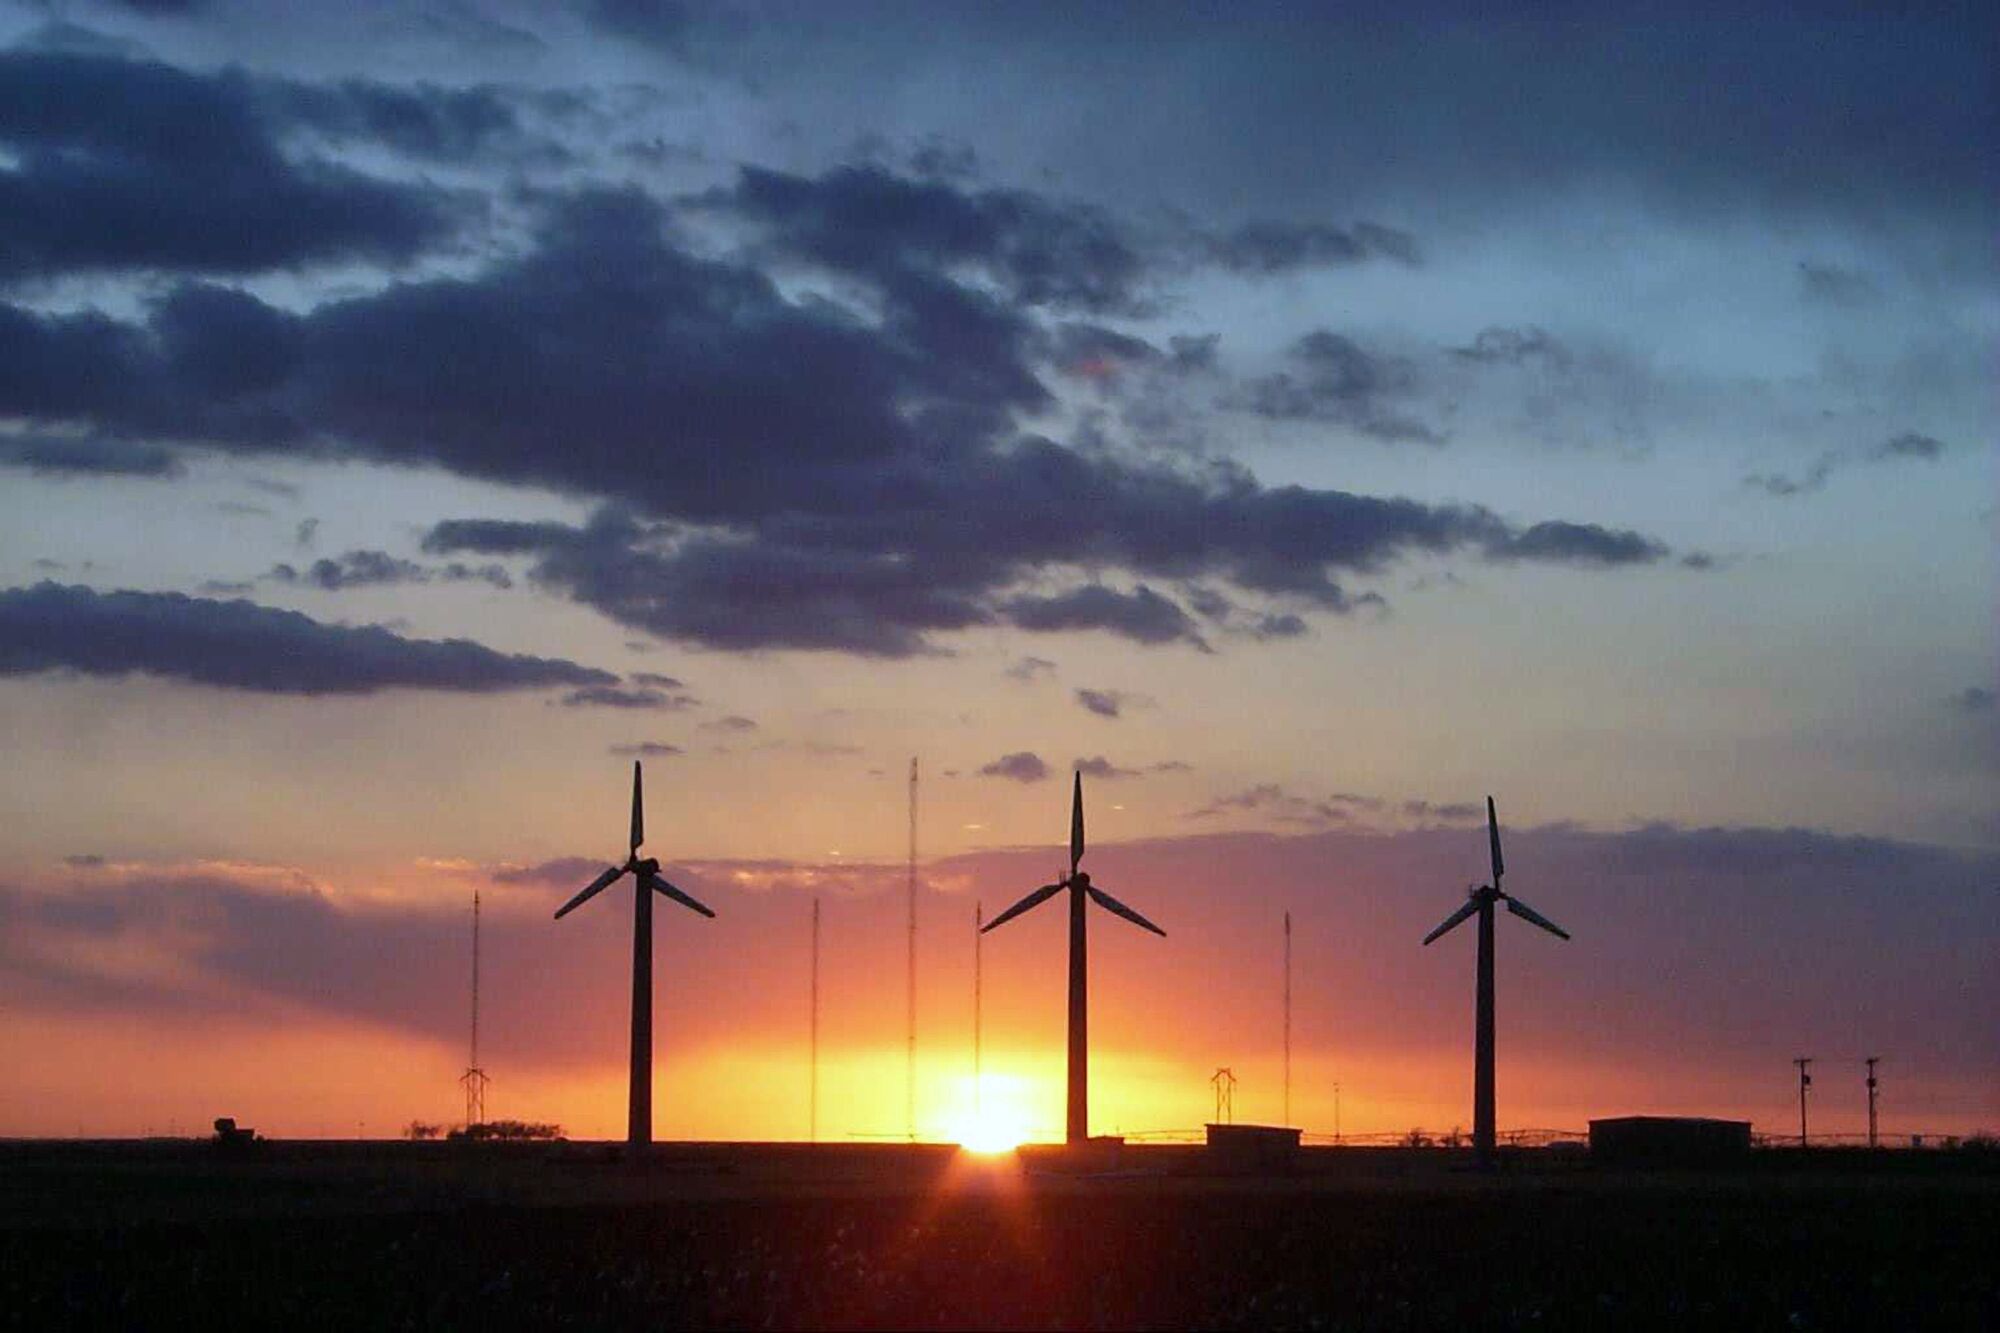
553,760,715,1149
982,770,1165,1145
1421,796,1570,1164
1283,909,1292,1128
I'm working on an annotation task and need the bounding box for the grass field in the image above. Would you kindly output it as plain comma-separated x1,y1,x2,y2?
2,1141,1993,1329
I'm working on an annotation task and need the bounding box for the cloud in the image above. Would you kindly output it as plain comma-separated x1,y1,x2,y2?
3,182,1687,657
1951,687,1994,714
1228,328,1443,444
1796,260,1879,307
1202,218,1419,273
0,434,183,478
628,671,685,689
979,751,1050,783
1451,326,1571,368
1871,431,1945,461
1072,755,1140,779
559,685,694,710
0,51,461,284
707,162,1149,315
1074,687,1136,719
0,582,614,695
608,741,685,757
262,549,514,591
1003,655,1057,682
1402,799,1483,823
1003,585,1208,648
700,715,758,733
1747,430,1949,499
1481,521,1669,567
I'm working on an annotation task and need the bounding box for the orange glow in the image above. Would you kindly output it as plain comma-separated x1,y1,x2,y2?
944,1073,1038,1152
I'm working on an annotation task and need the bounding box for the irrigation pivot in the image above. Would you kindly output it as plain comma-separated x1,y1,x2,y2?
982,770,1165,1145
553,760,715,1148
1421,796,1569,1165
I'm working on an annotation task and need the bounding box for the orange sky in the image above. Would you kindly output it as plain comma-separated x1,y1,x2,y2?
3,820,1992,1143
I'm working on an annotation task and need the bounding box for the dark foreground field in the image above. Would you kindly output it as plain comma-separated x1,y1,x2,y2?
2,1142,1994,1330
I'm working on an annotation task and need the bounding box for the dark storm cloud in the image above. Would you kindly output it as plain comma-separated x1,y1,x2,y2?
4,181,1686,656
0,51,461,283
1229,329,1443,444
1203,219,1419,273
0,582,613,695
264,549,513,591
979,751,1049,783
0,434,182,477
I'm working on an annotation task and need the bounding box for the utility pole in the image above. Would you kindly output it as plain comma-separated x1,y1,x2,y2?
1334,1081,1342,1145
1283,910,1292,1127
1794,1057,1813,1147
1865,1056,1880,1150
809,896,820,1143
973,900,984,1120
906,756,918,1143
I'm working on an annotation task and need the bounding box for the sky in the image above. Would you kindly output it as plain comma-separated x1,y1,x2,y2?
0,0,1994,1145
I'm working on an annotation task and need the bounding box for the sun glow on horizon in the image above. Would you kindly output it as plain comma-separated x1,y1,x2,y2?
944,1073,1040,1153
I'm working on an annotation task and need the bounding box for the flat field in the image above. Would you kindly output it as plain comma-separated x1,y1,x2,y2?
1,1141,1992,1329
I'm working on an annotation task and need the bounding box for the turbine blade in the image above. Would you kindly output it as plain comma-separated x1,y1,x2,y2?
647,871,715,919
1487,795,1503,884
1086,884,1165,937
631,760,644,852
1070,770,1085,873
1422,897,1479,946
554,865,625,919
981,881,1064,932
1505,894,1570,941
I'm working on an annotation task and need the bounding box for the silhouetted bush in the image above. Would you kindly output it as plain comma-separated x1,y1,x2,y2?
446,1120,563,1142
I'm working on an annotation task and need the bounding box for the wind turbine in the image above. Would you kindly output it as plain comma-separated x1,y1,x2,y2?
982,770,1165,1145
1421,796,1569,1164
553,760,714,1148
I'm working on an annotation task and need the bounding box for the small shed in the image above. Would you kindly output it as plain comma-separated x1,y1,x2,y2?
1589,1116,1751,1162
1205,1123,1301,1171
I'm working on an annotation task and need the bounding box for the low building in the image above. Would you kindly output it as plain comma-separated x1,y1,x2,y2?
1205,1123,1301,1171
1589,1115,1751,1162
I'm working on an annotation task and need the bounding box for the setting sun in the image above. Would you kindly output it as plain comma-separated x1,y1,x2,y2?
946,1075,1041,1153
